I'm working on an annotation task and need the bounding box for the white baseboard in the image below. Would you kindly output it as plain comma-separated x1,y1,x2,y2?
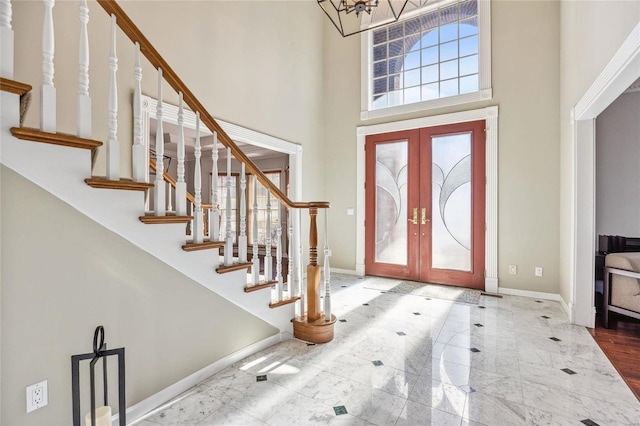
497,287,562,302
355,263,365,276
331,268,360,276
117,332,288,425
560,298,573,321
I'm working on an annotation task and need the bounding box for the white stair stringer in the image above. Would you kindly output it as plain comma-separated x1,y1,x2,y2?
0,103,293,333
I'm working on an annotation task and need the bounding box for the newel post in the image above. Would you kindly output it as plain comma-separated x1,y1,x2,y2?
306,207,321,321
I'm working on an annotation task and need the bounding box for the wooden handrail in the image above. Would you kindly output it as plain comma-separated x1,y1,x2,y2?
97,0,329,210
149,158,212,209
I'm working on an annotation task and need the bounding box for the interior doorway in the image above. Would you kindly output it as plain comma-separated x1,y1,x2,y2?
365,121,486,289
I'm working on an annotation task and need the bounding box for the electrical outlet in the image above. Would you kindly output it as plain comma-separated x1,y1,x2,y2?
26,380,48,413
508,265,517,275
535,267,543,277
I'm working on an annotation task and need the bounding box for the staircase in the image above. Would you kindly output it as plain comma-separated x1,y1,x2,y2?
1,0,335,365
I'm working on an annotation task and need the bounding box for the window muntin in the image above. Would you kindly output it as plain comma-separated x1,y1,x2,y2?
370,0,479,111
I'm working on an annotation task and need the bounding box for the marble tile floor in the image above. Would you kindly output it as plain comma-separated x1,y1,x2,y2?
133,275,640,426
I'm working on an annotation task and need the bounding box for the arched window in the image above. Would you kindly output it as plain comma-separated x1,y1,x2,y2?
365,0,490,118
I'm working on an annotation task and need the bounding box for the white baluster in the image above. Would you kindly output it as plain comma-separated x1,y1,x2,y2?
167,183,172,212
189,202,194,238
106,14,119,180
132,42,145,182
238,163,247,262
209,132,219,241
324,209,331,321
40,0,56,132
153,68,166,215
193,112,204,244
77,0,90,138
251,175,260,285
224,148,233,266
175,93,187,216
288,208,294,297
264,192,273,281
1,0,14,78
297,208,305,316
276,201,283,302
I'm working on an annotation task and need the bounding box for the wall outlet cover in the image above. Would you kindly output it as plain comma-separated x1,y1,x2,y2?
26,380,48,413
535,267,543,277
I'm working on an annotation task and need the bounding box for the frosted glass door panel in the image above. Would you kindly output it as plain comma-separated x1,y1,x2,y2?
375,141,408,265
431,133,471,271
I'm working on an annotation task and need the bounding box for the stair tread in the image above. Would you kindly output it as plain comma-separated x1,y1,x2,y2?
0,77,32,96
269,296,301,309
11,127,102,150
85,177,154,191
182,240,225,251
244,281,278,293
139,215,193,224
216,262,252,274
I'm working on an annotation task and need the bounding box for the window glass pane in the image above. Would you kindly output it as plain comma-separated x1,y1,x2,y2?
373,28,388,45
389,22,404,39
374,44,387,61
373,77,388,95
421,46,438,66
421,11,439,31
440,40,458,62
405,33,421,52
440,59,459,80
460,74,479,94
405,17,421,35
459,17,478,37
374,61,388,78
404,69,420,87
388,90,403,107
439,23,458,43
389,39,404,57
404,86,421,104
422,83,439,101
404,51,420,70
440,78,459,97
421,64,439,83
421,29,438,48
459,54,478,76
439,4,458,24
388,57,404,74
459,35,478,57
388,74,401,91
459,0,478,18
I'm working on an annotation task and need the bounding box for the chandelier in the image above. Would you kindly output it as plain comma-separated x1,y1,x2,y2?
318,0,410,37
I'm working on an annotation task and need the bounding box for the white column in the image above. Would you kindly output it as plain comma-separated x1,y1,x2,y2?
264,192,272,281
175,92,187,216
76,0,91,138
193,112,204,244
324,209,331,321
153,68,166,215
132,42,145,182
287,208,294,297
106,13,119,180
223,148,233,266
40,0,56,133
0,0,14,79
238,163,248,262
275,202,283,302
209,132,220,241
251,175,260,284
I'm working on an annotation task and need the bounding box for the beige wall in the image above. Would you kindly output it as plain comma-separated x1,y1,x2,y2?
13,0,326,202
0,166,278,425
323,1,562,293
559,1,640,302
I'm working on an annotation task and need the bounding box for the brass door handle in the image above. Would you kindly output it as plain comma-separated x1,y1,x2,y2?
408,208,418,225
421,208,430,225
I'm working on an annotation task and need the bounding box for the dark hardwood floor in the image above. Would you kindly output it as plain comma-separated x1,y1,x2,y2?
589,312,640,401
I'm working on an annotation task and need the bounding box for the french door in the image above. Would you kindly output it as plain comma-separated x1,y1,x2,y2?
365,121,486,289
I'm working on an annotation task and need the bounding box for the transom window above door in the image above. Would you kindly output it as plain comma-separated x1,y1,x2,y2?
362,0,492,120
